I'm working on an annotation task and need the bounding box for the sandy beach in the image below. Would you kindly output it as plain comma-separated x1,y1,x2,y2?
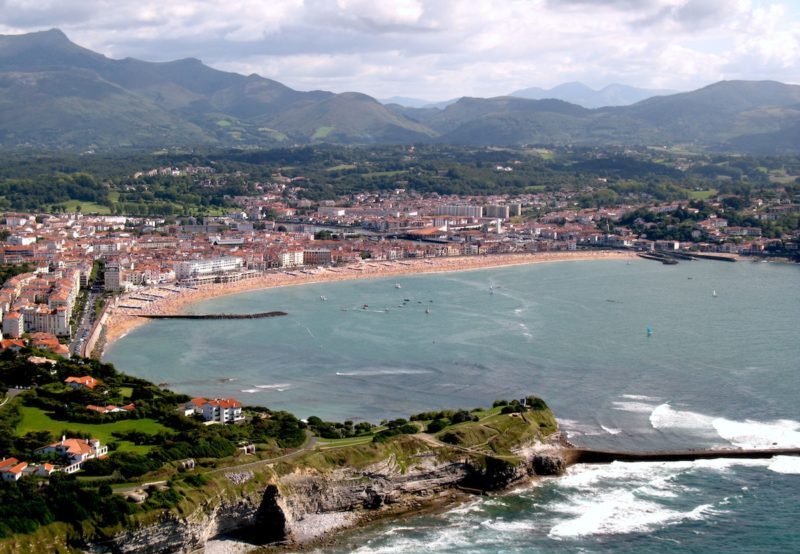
99,250,637,356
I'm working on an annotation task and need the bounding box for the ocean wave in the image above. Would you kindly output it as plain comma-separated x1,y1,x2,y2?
255,383,291,390
651,404,800,448
621,394,661,401
480,519,536,532
600,424,622,435
549,491,716,538
335,369,432,377
240,388,260,393
712,417,800,449
548,461,730,539
768,456,800,474
649,403,717,431
612,401,658,414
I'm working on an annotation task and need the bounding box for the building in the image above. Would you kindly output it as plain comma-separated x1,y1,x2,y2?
86,403,135,414
65,375,101,390
436,205,484,218
484,205,511,220
176,257,244,282
35,437,108,474
303,249,332,266
186,397,244,424
2,311,23,338
279,251,304,268
0,458,27,482
104,261,124,291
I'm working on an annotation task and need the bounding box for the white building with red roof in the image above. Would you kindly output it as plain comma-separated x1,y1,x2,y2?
0,458,28,482
65,375,101,390
35,436,108,473
186,397,244,424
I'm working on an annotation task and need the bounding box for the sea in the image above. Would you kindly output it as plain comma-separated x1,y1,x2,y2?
105,258,800,553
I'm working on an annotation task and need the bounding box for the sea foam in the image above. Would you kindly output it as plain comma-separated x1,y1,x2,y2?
650,403,800,448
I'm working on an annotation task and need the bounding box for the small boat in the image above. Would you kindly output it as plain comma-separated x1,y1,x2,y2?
320,295,327,301
712,290,717,298
646,326,653,337
425,307,430,314
362,304,369,310
395,284,402,289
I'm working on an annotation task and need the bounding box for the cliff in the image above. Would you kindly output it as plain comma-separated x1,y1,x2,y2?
84,434,568,553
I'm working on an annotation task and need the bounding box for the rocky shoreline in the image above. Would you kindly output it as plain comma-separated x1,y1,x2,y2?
85,435,571,554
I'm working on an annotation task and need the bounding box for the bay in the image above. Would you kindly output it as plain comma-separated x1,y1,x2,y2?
105,258,800,552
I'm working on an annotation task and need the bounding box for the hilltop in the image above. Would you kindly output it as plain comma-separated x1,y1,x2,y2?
0,350,561,552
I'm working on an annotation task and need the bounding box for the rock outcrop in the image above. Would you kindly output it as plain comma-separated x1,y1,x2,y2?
86,442,567,553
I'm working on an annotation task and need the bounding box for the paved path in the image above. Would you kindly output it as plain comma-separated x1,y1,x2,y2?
114,435,318,494
0,388,24,409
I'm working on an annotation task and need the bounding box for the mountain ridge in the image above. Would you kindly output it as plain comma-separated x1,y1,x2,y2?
2,29,800,153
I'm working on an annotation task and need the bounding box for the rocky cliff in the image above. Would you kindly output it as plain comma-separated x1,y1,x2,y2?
85,439,567,553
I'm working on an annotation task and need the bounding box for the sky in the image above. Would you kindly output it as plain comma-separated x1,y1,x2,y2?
1,0,800,100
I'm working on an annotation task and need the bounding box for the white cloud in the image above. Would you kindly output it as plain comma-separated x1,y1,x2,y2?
0,0,799,99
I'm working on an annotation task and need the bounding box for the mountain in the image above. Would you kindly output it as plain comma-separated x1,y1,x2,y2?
396,80,800,151
2,30,800,153
510,82,677,108
379,96,459,109
0,29,432,149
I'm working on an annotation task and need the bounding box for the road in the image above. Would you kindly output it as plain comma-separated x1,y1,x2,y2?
71,286,101,357
0,388,24,409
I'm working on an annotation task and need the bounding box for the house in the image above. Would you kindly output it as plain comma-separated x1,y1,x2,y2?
86,403,135,414
65,375,101,390
186,397,244,424
35,436,108,473
0,458,28,482
0,339,26,352
203,398,244,424
36,463,57,477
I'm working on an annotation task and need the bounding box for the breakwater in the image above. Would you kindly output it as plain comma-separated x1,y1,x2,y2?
564,447,800,465
138,311,287,320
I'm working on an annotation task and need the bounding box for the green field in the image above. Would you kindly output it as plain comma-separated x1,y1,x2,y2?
16,405,168,454
688,188,718,200
360,170,406,178
54,200,111,214
312,126,335,139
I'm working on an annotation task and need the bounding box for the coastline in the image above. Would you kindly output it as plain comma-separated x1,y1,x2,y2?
99,250,636,357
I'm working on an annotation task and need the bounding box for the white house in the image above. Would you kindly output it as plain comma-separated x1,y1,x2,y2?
186,397,244,424
35,437,108,473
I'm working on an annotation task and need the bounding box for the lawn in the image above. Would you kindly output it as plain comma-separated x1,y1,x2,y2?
688,188,718,200
326,164,357,172
360,170,406,178
316,435,374,450
16,405,168,453
55,200,111,215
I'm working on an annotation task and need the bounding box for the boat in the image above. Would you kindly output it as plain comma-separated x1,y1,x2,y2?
646,326,653,337
395,284,402,289
320,295,327,301
712,290,717,297
362,304,369,310
425,307,430,314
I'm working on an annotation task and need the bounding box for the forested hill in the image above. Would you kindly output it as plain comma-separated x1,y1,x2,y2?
3,29,800,153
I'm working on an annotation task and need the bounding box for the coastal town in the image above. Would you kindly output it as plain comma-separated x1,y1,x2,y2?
0,160,797,359
0,152,798,551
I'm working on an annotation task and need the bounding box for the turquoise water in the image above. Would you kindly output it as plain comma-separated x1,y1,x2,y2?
105,259,800,552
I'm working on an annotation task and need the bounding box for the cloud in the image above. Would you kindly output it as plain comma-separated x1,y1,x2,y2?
0,0,798,99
